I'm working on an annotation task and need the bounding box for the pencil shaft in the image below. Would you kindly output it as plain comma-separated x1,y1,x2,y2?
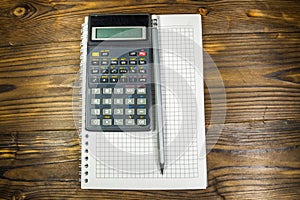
152,25,165,174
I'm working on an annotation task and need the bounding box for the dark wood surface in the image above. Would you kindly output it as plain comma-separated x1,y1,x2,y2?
0,0,299,199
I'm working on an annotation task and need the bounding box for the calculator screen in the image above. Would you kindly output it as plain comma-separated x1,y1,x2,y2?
92,26,146,40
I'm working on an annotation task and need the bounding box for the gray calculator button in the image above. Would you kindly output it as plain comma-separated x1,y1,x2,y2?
114,88,124,94
91,99,100,104
114,119,123,126
91,88,101,94
138,77,147,82
101,52,109,56
125,98,135,105
137,88,146,94
91,109,100,115
91,119,100,125
91,68,99,74
102,98,112,104
125,109,135,115
101,60,109,65
92,60,99,65
102,109,112,115
137,119,147,126
91,77,99,83
126,119,135,125
125,88,135,94
102,119,112,126
137,98,146,105
114,109,124,115
103,88,112,94
137,109,147,115
114,98,123,105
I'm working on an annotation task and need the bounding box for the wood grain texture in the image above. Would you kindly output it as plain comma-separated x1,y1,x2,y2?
0,0,299,199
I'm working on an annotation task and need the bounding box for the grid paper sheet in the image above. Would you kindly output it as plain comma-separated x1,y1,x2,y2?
81,14,207,190
94,27,198,179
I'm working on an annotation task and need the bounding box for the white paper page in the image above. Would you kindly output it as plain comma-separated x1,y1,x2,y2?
80,14,207,190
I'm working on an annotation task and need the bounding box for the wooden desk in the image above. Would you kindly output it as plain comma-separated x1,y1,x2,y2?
0,0,299,199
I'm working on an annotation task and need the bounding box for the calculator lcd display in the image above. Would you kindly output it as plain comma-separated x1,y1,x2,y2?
92,26,146,40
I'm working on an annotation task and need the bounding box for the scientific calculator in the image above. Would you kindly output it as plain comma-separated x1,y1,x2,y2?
85,14,153,131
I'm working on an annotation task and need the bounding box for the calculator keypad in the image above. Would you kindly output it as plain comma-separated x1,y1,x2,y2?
86,48,152,131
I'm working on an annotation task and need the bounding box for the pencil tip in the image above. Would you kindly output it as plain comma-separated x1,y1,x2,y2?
160,168,164,174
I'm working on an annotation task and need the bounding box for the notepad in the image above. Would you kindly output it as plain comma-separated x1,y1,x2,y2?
79,14,207,189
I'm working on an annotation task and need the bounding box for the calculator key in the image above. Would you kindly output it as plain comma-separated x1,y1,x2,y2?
91,109,100,115
125,88,135,94
102,119,112,126
91,68,99,74
139,77,147,82
103,98,112,104
125,119,135,125
103,109,112,115
92,52,100,57
110,69,118,74
91,119,100,125
92,60,99,65
138,51,147,57
129,60,137,65
137,109,147,115
129,51,137,56
119,77,127,83
91,77,99,83
137,88,146,94
139,60,147,65
114,119,124,126
100,77,109,83
137,98,146,105
129,77,137,82
103,88,112,94
119,69,128,74
91,99,100,104
114,108,124,115
125,98,135,105
101,52,109,56
91,88,101,94
110,77,118,83
137,119,147,126
110,60,118,65
101,60,109,65
120,60,127,65
129,69,137,73
114,98,123,105
101,69,109,74
114,88,123,94
139,69,146,74
125,109,135,115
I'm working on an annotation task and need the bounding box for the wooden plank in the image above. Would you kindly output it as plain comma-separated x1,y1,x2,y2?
0,0,299,46
203,32,300,125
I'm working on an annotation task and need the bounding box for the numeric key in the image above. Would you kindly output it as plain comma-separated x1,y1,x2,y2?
102,119,112,126
125,119,135,125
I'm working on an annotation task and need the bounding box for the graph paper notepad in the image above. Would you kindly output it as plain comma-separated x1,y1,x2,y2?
79,14,207,189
